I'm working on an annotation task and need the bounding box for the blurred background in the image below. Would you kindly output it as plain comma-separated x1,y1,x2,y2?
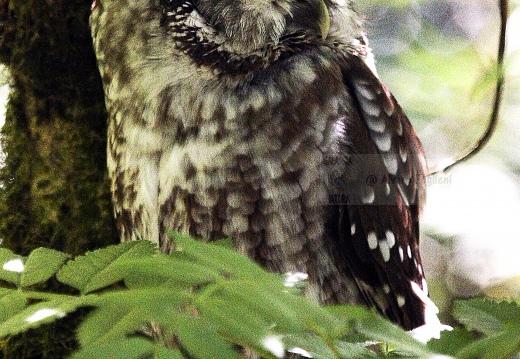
0,0,518,324
357,0,520,322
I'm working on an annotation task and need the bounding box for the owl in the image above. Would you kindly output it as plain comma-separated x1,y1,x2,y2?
90,0,444,337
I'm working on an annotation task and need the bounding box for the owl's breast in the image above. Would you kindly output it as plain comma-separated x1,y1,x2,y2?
153,50,351,266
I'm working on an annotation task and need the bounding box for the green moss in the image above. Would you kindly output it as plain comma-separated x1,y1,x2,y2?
0,1,118,356
0,0,117,255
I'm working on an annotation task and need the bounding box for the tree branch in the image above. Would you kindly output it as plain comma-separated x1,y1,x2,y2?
428,0,508,175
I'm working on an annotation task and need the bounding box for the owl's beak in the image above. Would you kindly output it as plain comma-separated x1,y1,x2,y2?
315,0,330,39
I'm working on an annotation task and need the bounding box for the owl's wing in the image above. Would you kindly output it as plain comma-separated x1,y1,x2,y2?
331,53,436,332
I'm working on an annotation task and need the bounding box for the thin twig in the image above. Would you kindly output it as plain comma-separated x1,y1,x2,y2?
428,0,508,175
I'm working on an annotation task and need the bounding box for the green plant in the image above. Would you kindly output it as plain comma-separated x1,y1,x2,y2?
0,233,518,358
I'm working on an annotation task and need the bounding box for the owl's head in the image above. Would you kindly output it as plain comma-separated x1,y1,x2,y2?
194,0,331,54
91,0,364,77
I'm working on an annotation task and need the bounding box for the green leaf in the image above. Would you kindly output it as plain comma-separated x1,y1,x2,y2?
170,232,269,280
196,293,271,348
166,314,241,359
0,248,24,287
283,334,336,359
0,296,90,337
427,327,476,356
198,279,341,338
334,341,378,359
153,347,186,359
77,288,191,346
455,327,520,359
451,299,520,359
20,247,69,288
328,306,433,357
70,337,185,359
284,333,377,359
56,241,156,294
453,299,520,335
70,338,155,359
119,256,220,289
195,291,287,359
206,280,304,333
195,279,346,359
0,288,27,322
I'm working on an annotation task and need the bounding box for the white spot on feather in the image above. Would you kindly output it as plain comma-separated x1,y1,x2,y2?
373,131,392,151
367,231,378,249
407,245,412,258
356,81,376,100
399,144,408,163
399,246,404,262
350,223,356,235
360,100,381,117
395,118,403,136
397,295,406,307
365,116,386,133
385,230,396,248
362,186,375,204
379,240,390,262
383,100,394,117
403,173,412,186
422,278,428,294
381,152,398,175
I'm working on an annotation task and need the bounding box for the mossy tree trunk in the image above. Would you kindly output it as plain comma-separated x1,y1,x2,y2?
0,0,117,255
0,0,117,357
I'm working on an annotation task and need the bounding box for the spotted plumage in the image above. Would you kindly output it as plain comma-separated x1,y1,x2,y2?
90,0,442,335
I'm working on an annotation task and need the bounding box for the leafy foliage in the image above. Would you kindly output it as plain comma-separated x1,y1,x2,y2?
0,234,518,358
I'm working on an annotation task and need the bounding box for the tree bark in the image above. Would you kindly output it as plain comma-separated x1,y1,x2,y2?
0,0,117,255
0,0,117,357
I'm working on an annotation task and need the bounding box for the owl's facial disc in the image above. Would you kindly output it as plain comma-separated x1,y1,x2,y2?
195,0,330,53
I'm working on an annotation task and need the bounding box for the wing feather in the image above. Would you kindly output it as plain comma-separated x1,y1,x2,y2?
333,54,429,330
